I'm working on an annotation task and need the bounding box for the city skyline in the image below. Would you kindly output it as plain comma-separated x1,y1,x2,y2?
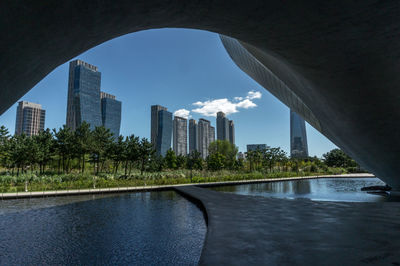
0,28,337,156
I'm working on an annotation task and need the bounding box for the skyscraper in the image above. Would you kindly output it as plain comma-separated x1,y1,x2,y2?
209,126,215,144
151,105,167,148
15,101,45,136
290,110,309,158
198,118,211,159
156,109,173,156
66,59,102,131
229,120,235,145
247,144,268,152
173,116,187,156
188,119,198,154
101,91,122,137
216,111,230,141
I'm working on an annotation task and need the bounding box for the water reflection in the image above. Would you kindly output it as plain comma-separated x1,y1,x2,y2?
210,178,386,202
0,191,206,265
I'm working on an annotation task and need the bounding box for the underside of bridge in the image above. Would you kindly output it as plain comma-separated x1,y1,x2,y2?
1,1,399,188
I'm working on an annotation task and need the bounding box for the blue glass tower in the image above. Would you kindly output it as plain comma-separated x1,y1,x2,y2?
156,109,172,156
66,60,102,130
290,110,309,158
101,92,121,137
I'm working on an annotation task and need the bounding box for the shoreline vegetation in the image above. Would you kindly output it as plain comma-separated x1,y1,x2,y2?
0,123,366,194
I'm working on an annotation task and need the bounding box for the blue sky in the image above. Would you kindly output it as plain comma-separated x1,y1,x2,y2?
0,28,336,157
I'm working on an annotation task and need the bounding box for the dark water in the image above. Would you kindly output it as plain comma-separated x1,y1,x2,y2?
209,177,386,202
0,191,206,265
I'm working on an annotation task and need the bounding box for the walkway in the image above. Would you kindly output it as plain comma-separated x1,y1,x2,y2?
175,186,400,265
0,173,372,199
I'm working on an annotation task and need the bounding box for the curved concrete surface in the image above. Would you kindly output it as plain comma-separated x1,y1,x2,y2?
176,186,400,265
1,1,400,187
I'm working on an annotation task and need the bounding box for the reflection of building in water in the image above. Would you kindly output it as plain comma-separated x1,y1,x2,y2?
290,110,309,159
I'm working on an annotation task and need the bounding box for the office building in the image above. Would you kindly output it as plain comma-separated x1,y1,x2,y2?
209,126,215,144
156,109,172,156
173,116,187,156
15,101,45,136
66,59,102,131
229,120,235,144
188,119,198,154
100,91,122,137
198,118,212,159
151,105,168,148
247,144,268,152
290,110,309,158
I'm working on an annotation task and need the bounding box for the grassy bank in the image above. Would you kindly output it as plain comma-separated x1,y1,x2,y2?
0,167,354,193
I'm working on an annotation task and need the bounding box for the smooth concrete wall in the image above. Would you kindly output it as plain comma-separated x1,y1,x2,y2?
1,1,400,187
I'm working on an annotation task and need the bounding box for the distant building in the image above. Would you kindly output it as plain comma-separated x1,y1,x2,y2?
228,120,235,145
238,152,245,159
216,111,230,141
247,144,268,152
209,126,215,144
100,91,121,137
173,116,187,156
188,119,198,154
156,109,172,156
66,59,102,131
198,118,212,159
151,105,168,148
290,110,309,158
15,101,45,136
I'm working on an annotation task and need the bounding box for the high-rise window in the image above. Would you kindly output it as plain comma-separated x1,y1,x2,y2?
290,110,309,158
15,101,45,136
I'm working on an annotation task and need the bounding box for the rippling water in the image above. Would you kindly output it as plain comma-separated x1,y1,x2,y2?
0,191,206,265
209,177,386,202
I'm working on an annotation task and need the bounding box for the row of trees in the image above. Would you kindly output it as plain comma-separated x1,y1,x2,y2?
0,123,360,177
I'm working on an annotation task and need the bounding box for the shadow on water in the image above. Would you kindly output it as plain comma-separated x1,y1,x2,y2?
0,191,206,265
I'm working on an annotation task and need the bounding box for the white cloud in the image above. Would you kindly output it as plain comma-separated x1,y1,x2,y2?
191,90,262,117
173,109,190,119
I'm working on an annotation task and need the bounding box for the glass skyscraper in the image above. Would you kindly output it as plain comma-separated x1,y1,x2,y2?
66,60,102,131
228,120,235,145
216,111,230,141
290,110,309,158
15,101,45,136
151,105,168,148
198,118,212,159
101,92,122,137
156,109,172,156
173,116,187,156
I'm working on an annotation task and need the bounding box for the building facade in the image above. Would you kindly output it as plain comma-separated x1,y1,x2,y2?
188,119,198,154
228,120,235,144
216,111,230,141
290,110,309,158
156,109,172,156
198,118,212,159
173,116,187,156
15,101,45,136
100,91,122,137
151,105,168,148
209,126,215,144
66,59,102,131
247,144,268,152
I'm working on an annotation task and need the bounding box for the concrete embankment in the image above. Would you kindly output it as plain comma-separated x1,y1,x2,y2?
0,173,373,200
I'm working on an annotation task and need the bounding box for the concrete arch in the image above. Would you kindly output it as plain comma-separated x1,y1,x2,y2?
1,1,400,188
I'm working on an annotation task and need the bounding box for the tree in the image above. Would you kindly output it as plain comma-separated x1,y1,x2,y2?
109,135,126,175
262,147,287,172
90,126,114,175
0,126,10,169
138,138,155,175
74,122,92,173
124,135,140,176
33,129,54,174
53,126,74,173
186,150,203,181
323,149,357,168
176,155,186,169
208,140,238,169
207,152,225,171
165,149,177,169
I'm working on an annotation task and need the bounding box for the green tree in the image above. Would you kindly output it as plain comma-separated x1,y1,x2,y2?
323,149,357,168
33,129,53,174
0,126,10,169
53,126,74,173
109,135,126,175
124,135,140,176
207,152,225,171
74,122,92,173
186,150,203,181
138,138,155,175
90,126,114,175
176,155,187,169
165,149,177,169
208,140,238,169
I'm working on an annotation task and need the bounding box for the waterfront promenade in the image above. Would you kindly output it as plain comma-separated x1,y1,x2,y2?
175,185,400,265
1,173,372,199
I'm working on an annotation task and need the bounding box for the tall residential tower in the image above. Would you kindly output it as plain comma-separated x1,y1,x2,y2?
216,111,230,141
290,110,309,158
15,101,45,136
155,108,172,156
173,116,187,156
188,119,198,154
151,105,167,148
101,91,122,137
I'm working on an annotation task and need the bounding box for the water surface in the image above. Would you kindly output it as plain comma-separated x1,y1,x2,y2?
209,177,386,202
0,191,206,265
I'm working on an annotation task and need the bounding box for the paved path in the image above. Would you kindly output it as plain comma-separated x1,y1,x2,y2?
175,186,400,265
0,173,373,199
